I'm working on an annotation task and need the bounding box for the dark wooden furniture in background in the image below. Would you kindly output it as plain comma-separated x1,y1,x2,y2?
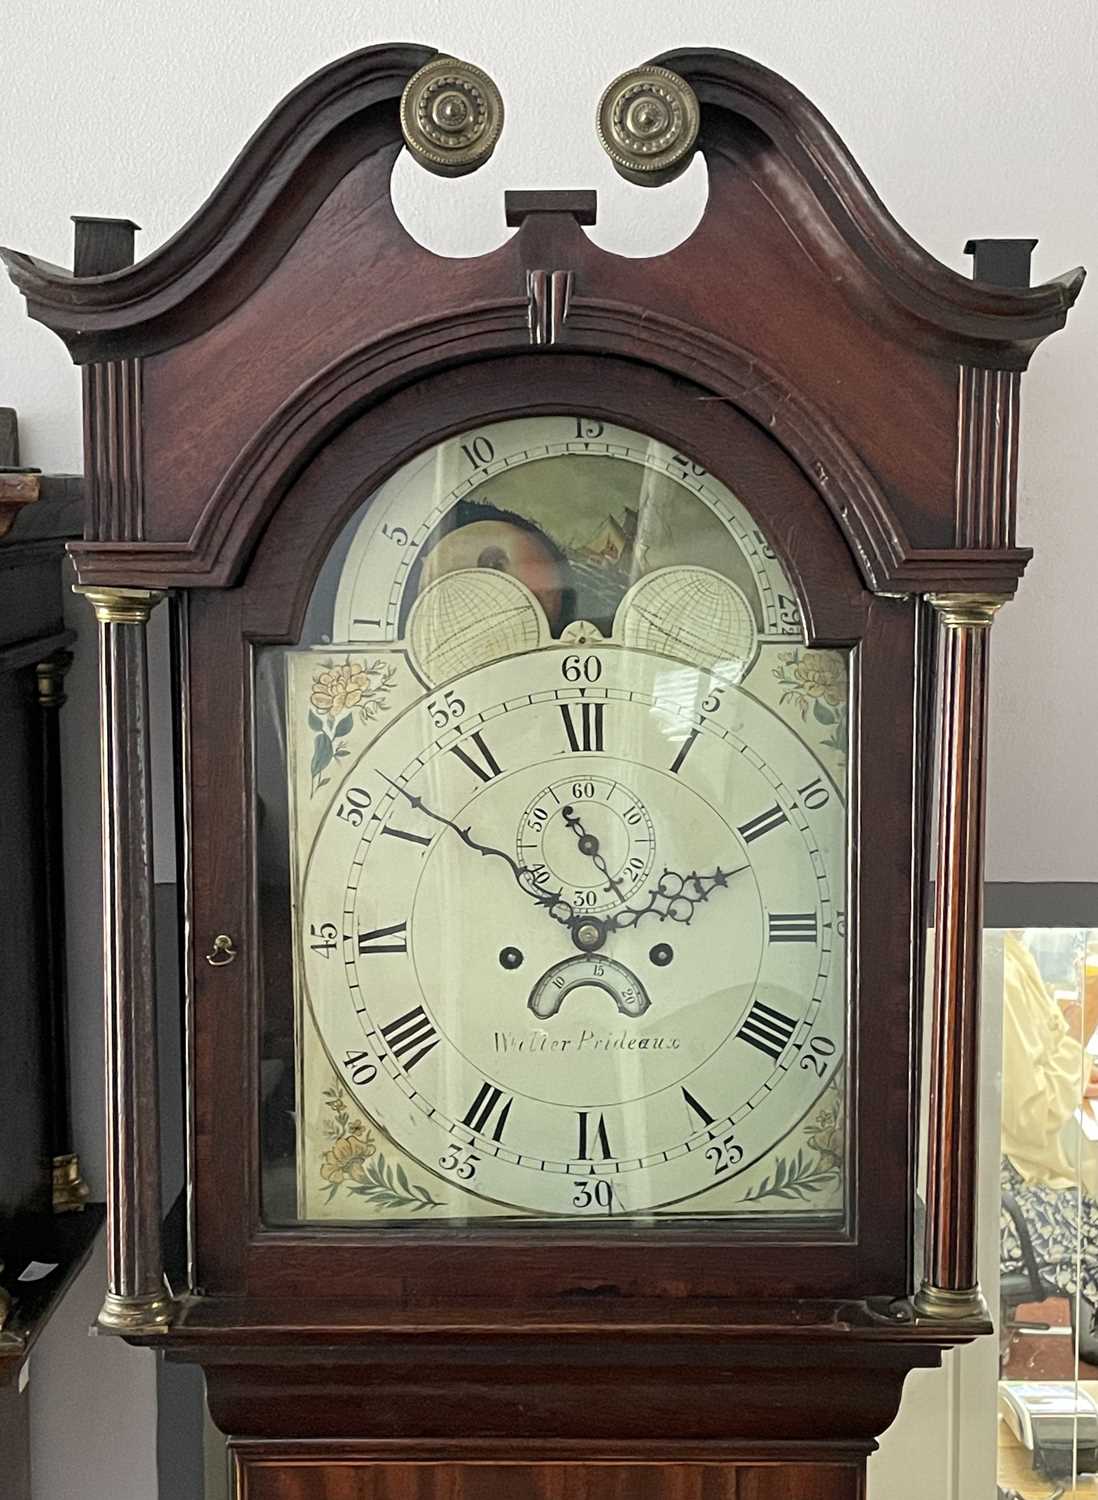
2,45,1083,1499
0,407,102,1500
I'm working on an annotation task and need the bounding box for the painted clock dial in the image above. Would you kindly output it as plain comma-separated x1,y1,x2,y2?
278,416,850,1223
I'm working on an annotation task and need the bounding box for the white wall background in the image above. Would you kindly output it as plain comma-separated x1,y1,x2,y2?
2,2,1093,1497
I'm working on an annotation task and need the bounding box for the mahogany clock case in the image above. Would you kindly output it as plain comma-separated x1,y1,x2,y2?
185,351,923,1311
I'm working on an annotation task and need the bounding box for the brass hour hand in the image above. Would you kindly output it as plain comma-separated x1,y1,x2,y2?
379,774,575,928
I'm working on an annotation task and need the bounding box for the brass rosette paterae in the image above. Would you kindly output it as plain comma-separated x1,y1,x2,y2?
596,64,700,184
400,56,504,177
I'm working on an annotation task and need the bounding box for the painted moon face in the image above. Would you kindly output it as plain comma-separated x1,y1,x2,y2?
418,518,566,630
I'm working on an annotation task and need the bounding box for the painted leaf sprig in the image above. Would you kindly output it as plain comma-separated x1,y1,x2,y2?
740,1148,840,1204
347,1153,444,1212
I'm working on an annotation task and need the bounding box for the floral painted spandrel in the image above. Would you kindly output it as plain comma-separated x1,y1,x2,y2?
738,1085,844,1208
772,648,848,767
307,657,397,796
319,1083,444,1215
285,645,425,1219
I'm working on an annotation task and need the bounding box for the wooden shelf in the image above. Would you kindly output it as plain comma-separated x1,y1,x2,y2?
0,1204,105,1383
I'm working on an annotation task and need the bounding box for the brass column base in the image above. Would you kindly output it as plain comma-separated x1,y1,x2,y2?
913,1280,990,1323
52,1152,91,1213
98,1288,176,1333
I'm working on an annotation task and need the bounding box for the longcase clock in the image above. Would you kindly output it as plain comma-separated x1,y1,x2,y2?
3,44,1083,1500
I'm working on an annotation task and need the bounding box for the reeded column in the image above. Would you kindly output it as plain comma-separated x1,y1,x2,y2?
74,585,174,1332
914,592,1006,1321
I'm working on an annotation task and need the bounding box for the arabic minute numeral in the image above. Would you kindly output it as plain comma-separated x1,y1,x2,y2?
562,654,601,683
572,1179,616,1212
381,523,408,545
335,785,372,827
574,418,604,439
438,1146,479,1180
797,775,831,811
701,684,725,715
836,910,847,938
801,1036,837,1078
672,452,706,477
342,1049,377,1086
460,435,495,469
309,921,338,957
753,526,777,560
704,1131,744,1176
777,592,800,632
428,687,466,729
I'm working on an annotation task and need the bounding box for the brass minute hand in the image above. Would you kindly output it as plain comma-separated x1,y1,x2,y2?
379,775,575,928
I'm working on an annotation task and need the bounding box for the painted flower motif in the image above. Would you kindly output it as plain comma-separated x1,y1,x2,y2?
772,648,848,764
318,1082,444,1211
320,1126,377,1186
804,1103,843,1167
310,661,372,716
305,656,397,796
788,652,845,706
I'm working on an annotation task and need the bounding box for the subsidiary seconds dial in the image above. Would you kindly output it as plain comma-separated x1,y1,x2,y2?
518,775,656,915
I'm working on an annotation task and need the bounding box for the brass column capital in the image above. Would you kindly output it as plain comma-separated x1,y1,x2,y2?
73,585,165,624
927,592,1008,629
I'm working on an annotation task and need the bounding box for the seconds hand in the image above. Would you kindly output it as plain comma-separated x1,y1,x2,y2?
560,805,626,900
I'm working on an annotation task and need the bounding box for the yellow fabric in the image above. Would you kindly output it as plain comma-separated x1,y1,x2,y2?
1002,933,1093,1195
